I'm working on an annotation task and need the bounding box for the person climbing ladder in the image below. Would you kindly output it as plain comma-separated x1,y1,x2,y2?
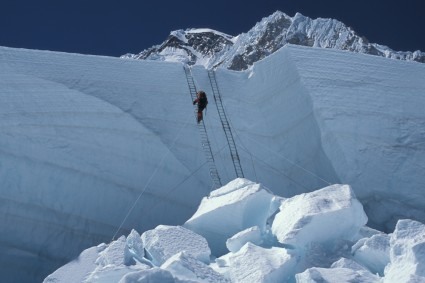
193,90,208,123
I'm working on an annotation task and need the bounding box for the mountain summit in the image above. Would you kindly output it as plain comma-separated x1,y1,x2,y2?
122,11,425,70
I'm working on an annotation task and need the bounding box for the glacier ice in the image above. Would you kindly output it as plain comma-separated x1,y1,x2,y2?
43,245,107,283
126,229,145,264
184,178,276,255
43,236,151,283
297,257,382,282
295,265,380,283
161,252,229,283
1,28,425,281
118,268,188,283
43,179,425,282
141,225,211,266
271,184,368,247
384,219,425,282
227,242,296,283
352,233,390,275
226,226,263,253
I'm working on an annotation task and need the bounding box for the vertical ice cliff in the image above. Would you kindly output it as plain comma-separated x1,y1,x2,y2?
1,26,425,281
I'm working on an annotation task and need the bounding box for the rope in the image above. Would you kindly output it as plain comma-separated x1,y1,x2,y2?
243,134,332,186
249,151,258,183
218,95,332,188
139,143,228,215
112,114,192,240
236,144,310,192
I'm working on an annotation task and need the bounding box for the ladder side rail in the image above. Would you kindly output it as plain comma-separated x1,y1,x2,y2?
184,66,222,188
208,70,244,178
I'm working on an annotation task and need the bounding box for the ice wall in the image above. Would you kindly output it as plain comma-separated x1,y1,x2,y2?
0,47,211,282
205,45,425,231
1,43,424,281
283,45,425,230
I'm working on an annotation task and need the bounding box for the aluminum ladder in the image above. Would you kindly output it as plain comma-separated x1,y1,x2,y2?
183,65,222,188
208,69,244,178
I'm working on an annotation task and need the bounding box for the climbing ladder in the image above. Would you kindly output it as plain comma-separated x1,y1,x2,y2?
183,65,222,189
208,69,244,178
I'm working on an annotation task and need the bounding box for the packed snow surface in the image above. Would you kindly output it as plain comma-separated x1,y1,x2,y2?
384,219,425,282
45,179,425,282
141,225,210,266
271,184,367,246
352,233,390,275
1,24,425,281
161,252,228,283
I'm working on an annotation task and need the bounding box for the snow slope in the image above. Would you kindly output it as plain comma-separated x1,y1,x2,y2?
1,42,424,281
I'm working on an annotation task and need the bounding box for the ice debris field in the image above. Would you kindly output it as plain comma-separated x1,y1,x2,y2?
44,179,425,283
1,32,425,282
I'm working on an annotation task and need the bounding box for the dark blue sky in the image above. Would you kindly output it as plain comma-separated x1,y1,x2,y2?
1,0,424,57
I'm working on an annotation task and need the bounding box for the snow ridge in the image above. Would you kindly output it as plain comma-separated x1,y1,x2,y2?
122,11,425,70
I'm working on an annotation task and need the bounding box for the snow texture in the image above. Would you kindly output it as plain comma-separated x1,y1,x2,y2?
384,219,425,282
228,242,296,283
44,180,425,283
226,226,263,253
43,245,107,283
161,252,229,283
184,178,276,255
126,230,145,264
141,225,211,266
1,17,425,281
118,268,190,283
352,233,390,275
271,184,368,247
295,265,380,283
124,11,425,70
43,237,150,283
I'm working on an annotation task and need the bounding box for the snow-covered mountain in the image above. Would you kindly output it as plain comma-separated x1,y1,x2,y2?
122,11,425,70
1,14,425,282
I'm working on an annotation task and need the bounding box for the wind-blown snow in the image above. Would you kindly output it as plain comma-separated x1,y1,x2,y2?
1,26,425,281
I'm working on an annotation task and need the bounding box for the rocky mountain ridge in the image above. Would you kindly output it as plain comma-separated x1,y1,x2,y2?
122,11,425,70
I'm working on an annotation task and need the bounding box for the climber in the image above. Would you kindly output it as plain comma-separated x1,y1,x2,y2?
193,90,208,123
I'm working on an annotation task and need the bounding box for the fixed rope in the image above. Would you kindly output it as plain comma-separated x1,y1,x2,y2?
112,115,191,240
138,143,228,216
219,99,333,190
240,133,332,187
208,69,244,179
183,65,222,189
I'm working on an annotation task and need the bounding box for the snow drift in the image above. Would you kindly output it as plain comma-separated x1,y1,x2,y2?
44,179,425,282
